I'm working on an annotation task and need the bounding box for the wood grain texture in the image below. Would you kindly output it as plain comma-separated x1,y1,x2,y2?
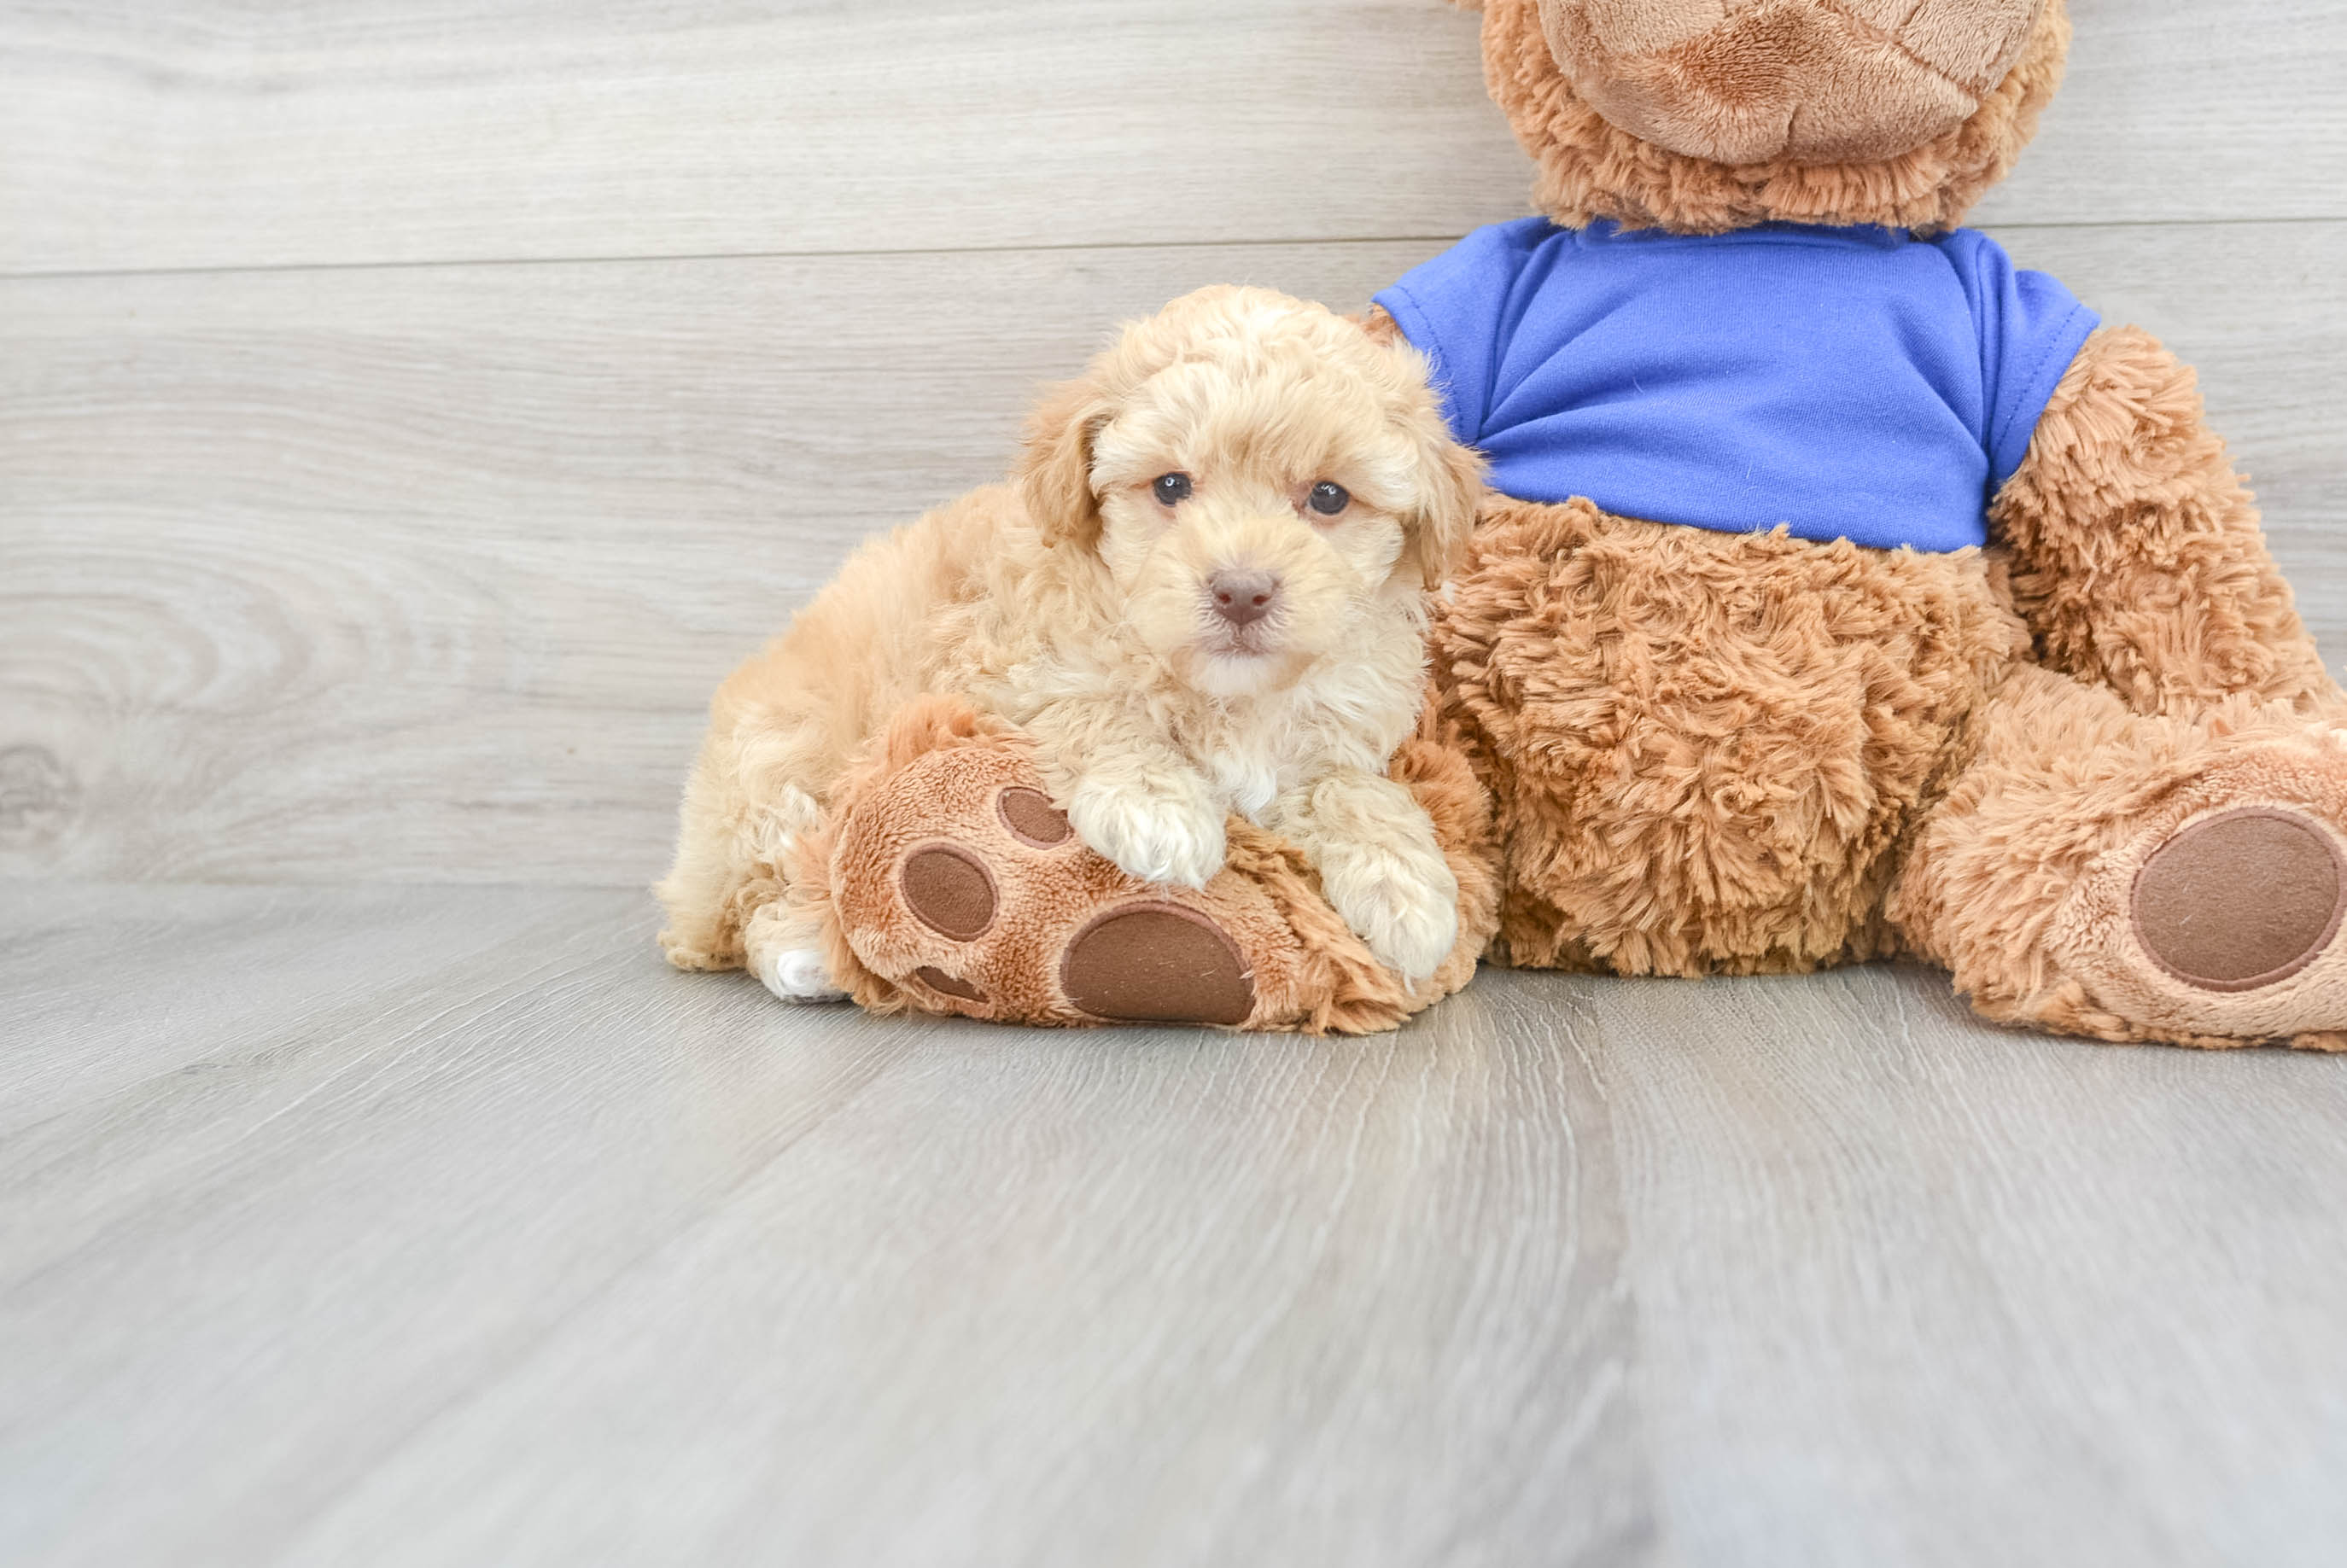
1579,968,2347,1568
6,883,2344,1565
0,883,1649,1568
4,224,2343,887
3,0,2344,278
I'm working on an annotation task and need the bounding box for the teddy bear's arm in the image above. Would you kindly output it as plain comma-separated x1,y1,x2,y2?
1991,324,2338,718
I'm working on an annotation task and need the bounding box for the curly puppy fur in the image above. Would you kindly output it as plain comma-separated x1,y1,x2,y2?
657,286,1484,995
1475,0,2070,234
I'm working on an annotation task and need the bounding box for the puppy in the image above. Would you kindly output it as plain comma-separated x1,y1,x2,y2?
657,285,1485,1002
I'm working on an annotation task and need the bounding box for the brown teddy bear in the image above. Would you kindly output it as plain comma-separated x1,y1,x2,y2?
775,0,2347,1048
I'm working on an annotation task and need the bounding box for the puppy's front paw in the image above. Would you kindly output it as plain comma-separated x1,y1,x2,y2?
1323,851,1460,982
1067,778,1227,889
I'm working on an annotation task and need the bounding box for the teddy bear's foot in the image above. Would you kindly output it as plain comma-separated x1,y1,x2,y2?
790,695,1497,1033
2051,775,2347,1048
1890,666,2347,1048
826,739,1280,1027
2128,807,2346,995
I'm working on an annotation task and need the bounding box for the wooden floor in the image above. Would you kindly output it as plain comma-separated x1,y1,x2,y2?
4,3,2346,1563
10,885,2347,1565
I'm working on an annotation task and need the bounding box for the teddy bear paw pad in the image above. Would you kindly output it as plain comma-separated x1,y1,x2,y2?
899,843,997,941
997,786,1071,847
2131,807,2347,993
1060,901,1255,1025
911,965,987,1004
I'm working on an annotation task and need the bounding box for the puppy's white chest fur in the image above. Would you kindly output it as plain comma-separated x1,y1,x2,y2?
1191,697,1317,821
1177,657,1413,822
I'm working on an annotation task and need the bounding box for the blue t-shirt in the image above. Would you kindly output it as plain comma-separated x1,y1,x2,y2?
1373,217,2099,551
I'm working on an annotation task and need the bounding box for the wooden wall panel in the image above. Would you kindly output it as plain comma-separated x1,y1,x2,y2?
3,0,2343,277
4,225,2342,885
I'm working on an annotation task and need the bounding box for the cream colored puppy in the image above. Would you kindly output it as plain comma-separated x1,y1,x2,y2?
657,286,1483,1002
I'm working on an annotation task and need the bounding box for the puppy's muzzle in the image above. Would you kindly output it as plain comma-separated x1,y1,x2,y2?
1208,568,1281,630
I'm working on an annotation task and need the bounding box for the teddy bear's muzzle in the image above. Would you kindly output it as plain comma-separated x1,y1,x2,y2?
1536,0,2045,166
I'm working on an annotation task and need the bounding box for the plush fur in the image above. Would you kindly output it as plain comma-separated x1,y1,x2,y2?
1480,0,2070,233
1992,325,2338,718
1412,316,2347,1008
1534,0,2046,166
657,286,1484,1004
1886,667,2347,1051
1431,491,2025,976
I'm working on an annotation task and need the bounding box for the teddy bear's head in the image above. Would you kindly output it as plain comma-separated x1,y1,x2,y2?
1468,0,2070,233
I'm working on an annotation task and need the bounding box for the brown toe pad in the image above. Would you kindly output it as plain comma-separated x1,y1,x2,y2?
1060,901,1254,1025
913,965,987,1004
900,843,997,941
997,786,1071,848
2132,807,2347,993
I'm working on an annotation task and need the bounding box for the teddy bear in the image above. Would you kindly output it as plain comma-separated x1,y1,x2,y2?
777,0,2347,1049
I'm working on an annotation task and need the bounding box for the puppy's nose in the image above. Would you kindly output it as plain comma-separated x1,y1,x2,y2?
1209,569,1281,628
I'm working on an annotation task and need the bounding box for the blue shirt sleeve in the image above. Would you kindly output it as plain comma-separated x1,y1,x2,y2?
1936,229,2100,492
1373,217,1553,447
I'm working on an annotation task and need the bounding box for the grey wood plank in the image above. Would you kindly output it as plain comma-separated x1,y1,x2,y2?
0,883,1649,1568
0,882,938,1565
2,0,2341,277
0,881,627,1140
1970,0,2347,230
1579,963,2347,1568
0,0,1523,278
4,224,2343,888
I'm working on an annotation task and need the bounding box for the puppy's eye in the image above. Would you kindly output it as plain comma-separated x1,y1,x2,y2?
1306,481,1352,517
1152,472,1193,507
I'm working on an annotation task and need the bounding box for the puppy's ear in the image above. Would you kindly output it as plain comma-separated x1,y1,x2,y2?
1358,307,1482,587
1402,417,1485,590
1018,378,1109,551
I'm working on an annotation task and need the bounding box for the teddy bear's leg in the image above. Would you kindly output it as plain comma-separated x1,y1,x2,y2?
1995,324,2340,718
1886,663,2347,1049
792,695,1498,1035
